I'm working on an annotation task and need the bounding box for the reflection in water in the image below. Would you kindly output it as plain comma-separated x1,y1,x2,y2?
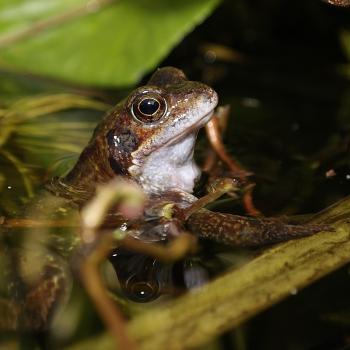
108,248,209,302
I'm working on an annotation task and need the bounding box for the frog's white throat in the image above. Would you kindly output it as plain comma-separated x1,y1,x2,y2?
132,132,200,195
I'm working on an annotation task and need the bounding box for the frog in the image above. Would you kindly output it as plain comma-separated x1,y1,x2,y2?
0,67,329,334
49,66,329,301
50,66,325,245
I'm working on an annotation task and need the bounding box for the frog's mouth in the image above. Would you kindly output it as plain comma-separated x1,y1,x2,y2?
131,104,216,164
129,107,215,180
165,110,214,148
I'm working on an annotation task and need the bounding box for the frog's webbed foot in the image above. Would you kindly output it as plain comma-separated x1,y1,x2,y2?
187,209,333,248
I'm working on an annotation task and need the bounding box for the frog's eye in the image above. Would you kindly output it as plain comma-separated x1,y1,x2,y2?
131,93,167,123
138,98,160,115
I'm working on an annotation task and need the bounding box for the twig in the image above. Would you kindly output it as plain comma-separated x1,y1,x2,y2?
66,195,350,350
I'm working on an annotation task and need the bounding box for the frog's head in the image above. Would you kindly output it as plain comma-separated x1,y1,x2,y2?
62,67,218,196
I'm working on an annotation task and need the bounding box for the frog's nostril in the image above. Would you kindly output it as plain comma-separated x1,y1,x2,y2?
203,88,218,108
210,86,218,99
210,90,219,107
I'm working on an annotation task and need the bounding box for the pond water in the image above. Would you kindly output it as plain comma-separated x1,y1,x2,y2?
1,66,349,348
1,2,350,347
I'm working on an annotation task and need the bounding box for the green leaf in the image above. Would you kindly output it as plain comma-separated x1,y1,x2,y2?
0,0,220,87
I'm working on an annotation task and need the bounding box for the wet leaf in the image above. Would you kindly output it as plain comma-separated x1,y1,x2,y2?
0,0,220,87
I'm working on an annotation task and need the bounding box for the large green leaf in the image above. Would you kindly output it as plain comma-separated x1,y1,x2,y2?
0,0,220,87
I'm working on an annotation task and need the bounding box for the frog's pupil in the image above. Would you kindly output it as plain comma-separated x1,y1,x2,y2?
138,98,160,116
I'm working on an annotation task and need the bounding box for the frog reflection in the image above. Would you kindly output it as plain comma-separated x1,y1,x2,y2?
108,248,210,303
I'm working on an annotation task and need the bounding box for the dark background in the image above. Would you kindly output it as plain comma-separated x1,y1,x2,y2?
160,1,350,349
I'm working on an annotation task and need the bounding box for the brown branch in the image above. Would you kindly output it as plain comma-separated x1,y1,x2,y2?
65,195,350,350
1,218,79,228
79,234,138,350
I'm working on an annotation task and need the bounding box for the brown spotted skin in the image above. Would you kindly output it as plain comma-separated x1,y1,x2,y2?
324,0,350,6
22,264,67,330
0,254,67,331
53,66,217,200
107,126,139,175
187,209,330,248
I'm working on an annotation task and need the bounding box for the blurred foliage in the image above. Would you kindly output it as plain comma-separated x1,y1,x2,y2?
0,93,109,213
0,0,220,87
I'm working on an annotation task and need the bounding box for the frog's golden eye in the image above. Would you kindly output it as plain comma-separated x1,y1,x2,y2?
138,98,159,115
131,93,167,123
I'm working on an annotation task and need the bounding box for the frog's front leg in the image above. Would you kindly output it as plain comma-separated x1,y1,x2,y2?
187,209,331,248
